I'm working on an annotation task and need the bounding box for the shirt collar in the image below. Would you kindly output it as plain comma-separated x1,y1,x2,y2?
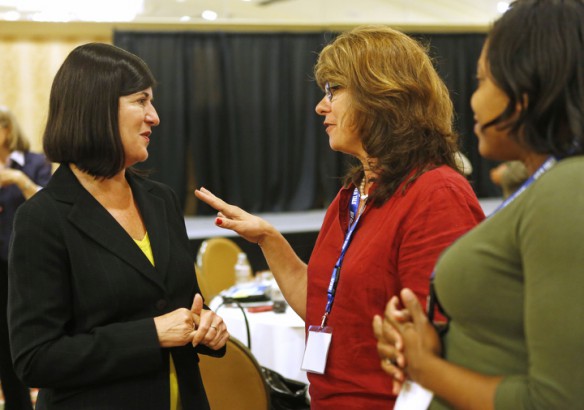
8,151,25,167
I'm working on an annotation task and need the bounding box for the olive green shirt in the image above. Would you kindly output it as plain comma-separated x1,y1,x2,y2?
431,156,584,409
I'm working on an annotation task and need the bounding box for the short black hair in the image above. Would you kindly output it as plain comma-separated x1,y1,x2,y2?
485,0,584,157
43,43,156,177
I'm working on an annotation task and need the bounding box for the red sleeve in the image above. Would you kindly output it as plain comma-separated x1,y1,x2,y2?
397,182,485,310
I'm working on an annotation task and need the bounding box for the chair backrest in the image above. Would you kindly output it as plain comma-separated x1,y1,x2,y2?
195,237,248,301
199,337,270,410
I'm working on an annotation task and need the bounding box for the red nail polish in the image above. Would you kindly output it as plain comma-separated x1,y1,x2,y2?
215,218,222,226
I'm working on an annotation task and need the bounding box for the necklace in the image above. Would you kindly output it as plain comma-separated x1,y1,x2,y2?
359,177,368,201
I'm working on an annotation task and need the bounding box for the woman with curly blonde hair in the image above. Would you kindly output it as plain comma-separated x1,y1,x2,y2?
196,26,484,409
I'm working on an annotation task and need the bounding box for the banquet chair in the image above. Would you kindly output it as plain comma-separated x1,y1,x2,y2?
195,237,249,301
199,336,270,410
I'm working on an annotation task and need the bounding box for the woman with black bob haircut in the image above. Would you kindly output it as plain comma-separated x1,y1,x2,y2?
43,42,153,178
9,42,229,410
375,1,584,409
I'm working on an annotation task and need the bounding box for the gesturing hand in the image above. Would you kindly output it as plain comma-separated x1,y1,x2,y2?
194,187,274,245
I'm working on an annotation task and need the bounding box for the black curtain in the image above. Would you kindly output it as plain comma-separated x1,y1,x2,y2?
114,30,499,215
414,32,500,197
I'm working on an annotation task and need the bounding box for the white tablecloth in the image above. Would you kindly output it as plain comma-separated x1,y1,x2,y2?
210,297,308,383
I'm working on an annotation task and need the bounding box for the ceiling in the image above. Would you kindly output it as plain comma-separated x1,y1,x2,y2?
0,0,508,27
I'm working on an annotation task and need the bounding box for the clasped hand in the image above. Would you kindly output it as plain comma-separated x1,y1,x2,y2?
154,293,228,350
372,288,442,394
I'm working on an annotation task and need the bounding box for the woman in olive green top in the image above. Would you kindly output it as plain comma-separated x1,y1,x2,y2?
373,0,584,409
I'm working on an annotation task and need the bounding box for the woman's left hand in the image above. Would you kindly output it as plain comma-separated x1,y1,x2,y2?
373,300,408,394
0,169,39,199
0,168,23,187
191,294,229,350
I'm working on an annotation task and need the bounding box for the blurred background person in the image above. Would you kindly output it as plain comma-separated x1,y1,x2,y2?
0,106,51,410
489,160,528,199
454,151,473,178
196,25,484,409
374,0,584,408
8,43,228,410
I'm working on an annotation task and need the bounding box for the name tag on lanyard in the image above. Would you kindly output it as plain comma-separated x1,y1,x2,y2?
301,325,333,374
395,380,434,410
302,187,365,374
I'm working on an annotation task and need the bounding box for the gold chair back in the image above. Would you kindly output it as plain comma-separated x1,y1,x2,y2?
199,337,270,410
195,237,248,301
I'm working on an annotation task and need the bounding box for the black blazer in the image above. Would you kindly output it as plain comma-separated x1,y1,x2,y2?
8,165,224,410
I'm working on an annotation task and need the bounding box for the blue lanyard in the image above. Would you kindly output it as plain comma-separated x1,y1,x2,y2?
321,187,365,328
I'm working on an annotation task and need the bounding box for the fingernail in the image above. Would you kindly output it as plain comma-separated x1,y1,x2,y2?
215,218,222,226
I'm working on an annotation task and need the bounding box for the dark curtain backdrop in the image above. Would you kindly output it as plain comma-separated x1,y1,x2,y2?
114,30,500,215
415,33,501,198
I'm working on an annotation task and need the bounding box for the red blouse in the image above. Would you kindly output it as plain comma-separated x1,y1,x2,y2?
305,166,485,409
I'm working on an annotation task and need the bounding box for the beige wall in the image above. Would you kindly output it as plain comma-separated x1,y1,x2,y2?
0,20,486,156
0,24,111,154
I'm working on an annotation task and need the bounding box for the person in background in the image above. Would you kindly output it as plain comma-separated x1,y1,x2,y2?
454,151,473,177
0,106,50,409
374,1,584,408
196,26,484,409
8,43,228,410
489,160,528,198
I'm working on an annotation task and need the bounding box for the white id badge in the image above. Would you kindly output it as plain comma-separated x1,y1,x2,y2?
301,325,332,374
394,379,434,410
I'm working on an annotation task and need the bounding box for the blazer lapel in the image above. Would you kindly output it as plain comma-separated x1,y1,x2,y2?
50,166,166,291
129,175,170,281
